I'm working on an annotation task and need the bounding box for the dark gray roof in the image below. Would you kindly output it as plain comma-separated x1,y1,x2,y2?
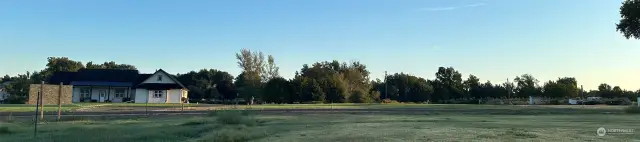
74,69,139,82
48,69,187,90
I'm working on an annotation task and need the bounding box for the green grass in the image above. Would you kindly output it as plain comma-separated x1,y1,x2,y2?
224,103,629,110
0,104,81,112
106,103,202,107
0,106,639,141
0,103,206,112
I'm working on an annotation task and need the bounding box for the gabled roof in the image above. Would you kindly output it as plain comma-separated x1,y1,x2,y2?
47,68,188,90
134,74,153,85
137,69,187,90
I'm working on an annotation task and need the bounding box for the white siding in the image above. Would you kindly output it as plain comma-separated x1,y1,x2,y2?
167,89,182,103
148,90,167,103
72,87,81,102
141,72,176,84
135,89,148,103
133,89,186,104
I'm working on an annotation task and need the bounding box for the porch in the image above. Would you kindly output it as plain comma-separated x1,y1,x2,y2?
71,81,134,103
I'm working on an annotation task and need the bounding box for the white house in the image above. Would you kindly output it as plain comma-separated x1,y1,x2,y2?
48,69,188,103
133,70,189,103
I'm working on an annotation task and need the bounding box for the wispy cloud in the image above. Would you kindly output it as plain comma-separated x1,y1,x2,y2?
419,3,486,12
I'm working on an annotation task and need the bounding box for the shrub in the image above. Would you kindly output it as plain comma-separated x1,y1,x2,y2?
200,125,267,142
584,100,604,105
382,99,400,104
604,98,632,105
550,99,564,105
483,99,505,105
349,89,372,103
0,126,11,134
623,106,640,114
181,120,208,126
215,110,257,126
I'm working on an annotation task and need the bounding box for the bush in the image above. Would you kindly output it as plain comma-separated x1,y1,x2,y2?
382,99,400,104
604,98,632,105
200,125,267,142
349,89,372,103
584,100,604,105
483,99,505,105
181,120,209,126
550,99,564,105
214,110,257,126
623,106,640,114
0,126,11,134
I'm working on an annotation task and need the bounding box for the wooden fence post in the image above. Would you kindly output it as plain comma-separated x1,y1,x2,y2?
39,81,44,121
57,82,62,121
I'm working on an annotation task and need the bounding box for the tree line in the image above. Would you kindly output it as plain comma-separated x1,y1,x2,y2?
1,49,639,104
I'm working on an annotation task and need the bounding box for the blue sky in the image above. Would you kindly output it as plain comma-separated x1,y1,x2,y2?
0,0,638,90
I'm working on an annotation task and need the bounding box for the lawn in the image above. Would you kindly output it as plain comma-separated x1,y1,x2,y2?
0,106,638,142
0,103,207,112
0,104,82,112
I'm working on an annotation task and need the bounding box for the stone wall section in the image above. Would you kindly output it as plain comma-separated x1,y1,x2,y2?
27,84,73,105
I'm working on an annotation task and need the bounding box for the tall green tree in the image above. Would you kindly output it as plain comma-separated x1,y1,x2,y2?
304,79,325,103
513,74,542,97
42,57,84,80
597,83,615,98
324,74,349,103
85,61,137,70
176,69,234,100
616,0,640,39
262,55,280,81
3,71,41,103
263,77,291,103
556,77,579,98
235,49,266,100
463,74,481,98
432,67,465,101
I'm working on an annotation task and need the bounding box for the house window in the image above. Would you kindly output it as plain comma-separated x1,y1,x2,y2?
80,88,90,97
115,89,125,98
153,90,164,98
80,88,91,102
157,75,163,81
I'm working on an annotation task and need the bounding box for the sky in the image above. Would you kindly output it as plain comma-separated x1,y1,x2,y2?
0,0,638,90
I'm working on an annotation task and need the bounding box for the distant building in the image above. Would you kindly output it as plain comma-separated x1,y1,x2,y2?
42,69,188,103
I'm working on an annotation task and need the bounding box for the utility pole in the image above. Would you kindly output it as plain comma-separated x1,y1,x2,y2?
145,92,149,116
384,71,388,100
581,85,585,107
507,78,511,105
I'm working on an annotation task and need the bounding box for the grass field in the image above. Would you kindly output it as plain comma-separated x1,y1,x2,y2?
1,103,632,113
0,104,84,112
0,105,638,142
0,103,208,112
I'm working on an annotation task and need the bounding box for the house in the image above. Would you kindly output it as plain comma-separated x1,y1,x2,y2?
48,69,188,103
